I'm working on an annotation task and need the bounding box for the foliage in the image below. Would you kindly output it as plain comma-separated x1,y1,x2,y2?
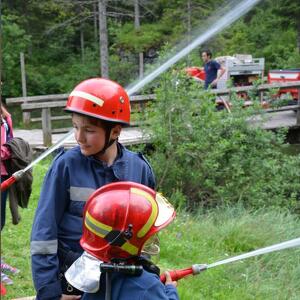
160,206,300,299
144,72,300,211
2,165,300,299
2,0,299,100
220,0,300,71
114,23,165,53
1,159,50,299
2,15,32,97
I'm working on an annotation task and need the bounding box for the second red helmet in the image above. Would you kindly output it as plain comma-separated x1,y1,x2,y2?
80,181,176,262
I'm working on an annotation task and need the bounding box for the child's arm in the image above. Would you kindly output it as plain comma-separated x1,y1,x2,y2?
141,272,179,300
164,271,177,287
1,144,11,160
164,271,179,300
31,159,69,299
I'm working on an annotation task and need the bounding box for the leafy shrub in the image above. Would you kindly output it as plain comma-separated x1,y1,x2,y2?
144,71,300,212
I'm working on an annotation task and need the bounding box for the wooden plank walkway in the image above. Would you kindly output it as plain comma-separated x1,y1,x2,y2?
14,110,299,150
14,127,151,150
250,110,299,130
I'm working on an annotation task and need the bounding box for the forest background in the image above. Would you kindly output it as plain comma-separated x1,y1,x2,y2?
2,0,300,98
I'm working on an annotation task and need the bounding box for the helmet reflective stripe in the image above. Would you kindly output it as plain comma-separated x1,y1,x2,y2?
131,188,158,238
70,91,105,107
121,242,139,255
86,210,139,255
85,211,112,238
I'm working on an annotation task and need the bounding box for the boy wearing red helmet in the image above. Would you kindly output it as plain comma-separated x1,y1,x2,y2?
31,79,155,300
65,181,179,300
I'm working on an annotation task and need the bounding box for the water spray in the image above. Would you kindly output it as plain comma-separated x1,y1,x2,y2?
1,130,74,191
160,237,300,283
126,0,262,95
1,0,262,191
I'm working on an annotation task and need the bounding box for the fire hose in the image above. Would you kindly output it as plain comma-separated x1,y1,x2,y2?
160,237,300,283
88,237,300,300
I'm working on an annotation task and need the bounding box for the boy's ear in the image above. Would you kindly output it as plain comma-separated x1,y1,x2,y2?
111,124,122,139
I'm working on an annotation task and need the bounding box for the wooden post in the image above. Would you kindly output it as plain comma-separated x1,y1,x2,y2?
42,108,52,146
134,0,143,79
20,52,30,126
98,0,109,78
93,2,98,45
259,90,264,104
297,87,300,126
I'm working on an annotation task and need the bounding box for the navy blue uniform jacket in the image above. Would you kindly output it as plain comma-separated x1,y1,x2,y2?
82,270,179,300
31,144,155,299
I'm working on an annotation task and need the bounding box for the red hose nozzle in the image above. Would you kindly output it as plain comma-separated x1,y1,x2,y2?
160,264,207,283
1,176,17,191
1,170,24,191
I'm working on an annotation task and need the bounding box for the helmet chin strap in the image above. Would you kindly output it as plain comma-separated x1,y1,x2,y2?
96,124,116,156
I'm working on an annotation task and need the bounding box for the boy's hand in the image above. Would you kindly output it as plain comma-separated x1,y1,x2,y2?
164,271,178,287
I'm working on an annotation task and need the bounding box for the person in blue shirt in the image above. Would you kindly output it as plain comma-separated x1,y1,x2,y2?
30,78,156,300
201,49,226,89
65,181,179,300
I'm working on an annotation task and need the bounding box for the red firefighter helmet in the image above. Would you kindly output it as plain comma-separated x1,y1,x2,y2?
65,78,130,125
80,182,175,262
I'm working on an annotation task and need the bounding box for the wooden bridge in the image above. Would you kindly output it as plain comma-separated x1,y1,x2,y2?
13,127,150,150
7,81,300,149
8,94,155,149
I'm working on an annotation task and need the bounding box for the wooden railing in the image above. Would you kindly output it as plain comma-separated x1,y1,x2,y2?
210,80,300,125
6,81,300,146
6,94,155,146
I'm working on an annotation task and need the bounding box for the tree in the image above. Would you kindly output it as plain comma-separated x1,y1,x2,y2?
134,0,144,78
98,0,109,78
276,0,300,53
2,15,31,97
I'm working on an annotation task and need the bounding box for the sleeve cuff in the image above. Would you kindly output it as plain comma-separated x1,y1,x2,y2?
36,280,62,300
165,284,179,300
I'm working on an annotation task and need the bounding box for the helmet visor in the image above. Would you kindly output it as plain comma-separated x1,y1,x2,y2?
154,193,175,227
142,234,160,257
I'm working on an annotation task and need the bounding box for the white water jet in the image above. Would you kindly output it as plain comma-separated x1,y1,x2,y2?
207,237,300,269
126,0,262,96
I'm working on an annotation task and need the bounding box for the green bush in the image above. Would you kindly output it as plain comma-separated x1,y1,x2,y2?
144,72,300,212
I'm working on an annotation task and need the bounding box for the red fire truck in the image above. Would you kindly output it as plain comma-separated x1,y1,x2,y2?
267,69,300,101
186,56,299,109
186,54,265,109
186,54,265,88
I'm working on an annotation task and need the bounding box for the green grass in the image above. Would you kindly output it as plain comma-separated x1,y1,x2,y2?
1,161,49,299
159,207,300,300
1,161,300,299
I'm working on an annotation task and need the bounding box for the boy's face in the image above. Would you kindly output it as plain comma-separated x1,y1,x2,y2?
72,113,107,156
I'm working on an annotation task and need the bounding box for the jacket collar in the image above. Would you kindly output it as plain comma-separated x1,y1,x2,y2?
84,143,129,180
